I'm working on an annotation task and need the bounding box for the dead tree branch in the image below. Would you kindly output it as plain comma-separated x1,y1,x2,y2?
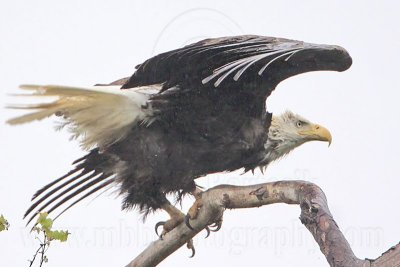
126,180,379,267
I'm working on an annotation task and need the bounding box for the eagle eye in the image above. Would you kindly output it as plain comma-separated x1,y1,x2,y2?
296,121,303,127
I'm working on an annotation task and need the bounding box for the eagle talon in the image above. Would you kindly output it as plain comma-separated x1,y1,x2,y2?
185,214,194,230
207,216,223,232
157,203,185,238
187,239,195,258
204,226,211,238
210,222,222,232
155,221,166,238
185,189,205,231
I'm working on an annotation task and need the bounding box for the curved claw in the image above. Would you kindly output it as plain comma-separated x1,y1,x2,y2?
185,214,194,230
187,240,195,258
189,246,196,258
155,221,165,237
208,220,222,232
204,226,211,238
210,223,222,232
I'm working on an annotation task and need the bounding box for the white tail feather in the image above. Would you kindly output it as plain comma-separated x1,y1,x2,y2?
7,84,159,150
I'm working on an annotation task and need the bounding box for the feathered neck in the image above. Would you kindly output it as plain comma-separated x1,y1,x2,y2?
263,112,306,164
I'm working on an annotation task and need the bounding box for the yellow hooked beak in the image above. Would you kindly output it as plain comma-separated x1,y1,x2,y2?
298,124,332,146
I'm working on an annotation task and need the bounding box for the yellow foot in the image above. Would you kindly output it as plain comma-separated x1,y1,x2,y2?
155,203,185,238
185,190,204,230
155,203,195,257
185,188,225,235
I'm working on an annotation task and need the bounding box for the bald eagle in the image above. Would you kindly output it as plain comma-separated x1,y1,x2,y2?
7,35,351,238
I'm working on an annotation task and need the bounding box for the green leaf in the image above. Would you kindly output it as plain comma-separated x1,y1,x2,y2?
0,215,9,232
34,212,69,242
37,212,53,231
47,230,70,242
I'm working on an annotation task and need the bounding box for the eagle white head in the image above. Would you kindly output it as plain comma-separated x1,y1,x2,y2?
264,111,332,163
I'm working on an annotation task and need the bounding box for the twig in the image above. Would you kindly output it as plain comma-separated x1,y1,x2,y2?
29,233,48,267
28,245,42,267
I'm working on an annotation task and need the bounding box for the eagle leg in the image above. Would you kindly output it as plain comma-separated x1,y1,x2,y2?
156,202,196,257
156,202,185,238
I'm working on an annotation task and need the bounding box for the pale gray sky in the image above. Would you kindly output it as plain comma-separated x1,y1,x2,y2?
1,1,399,266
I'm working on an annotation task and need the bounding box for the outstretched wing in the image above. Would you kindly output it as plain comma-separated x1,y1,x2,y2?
122,35,352,93
121,35,351,141
7,84,160,150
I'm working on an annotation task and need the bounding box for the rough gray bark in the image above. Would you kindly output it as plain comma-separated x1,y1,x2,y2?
370,242,400,267
126,180,391,267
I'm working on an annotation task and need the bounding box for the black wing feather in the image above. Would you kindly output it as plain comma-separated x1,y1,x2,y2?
122,35,352,92
122,35,352,136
